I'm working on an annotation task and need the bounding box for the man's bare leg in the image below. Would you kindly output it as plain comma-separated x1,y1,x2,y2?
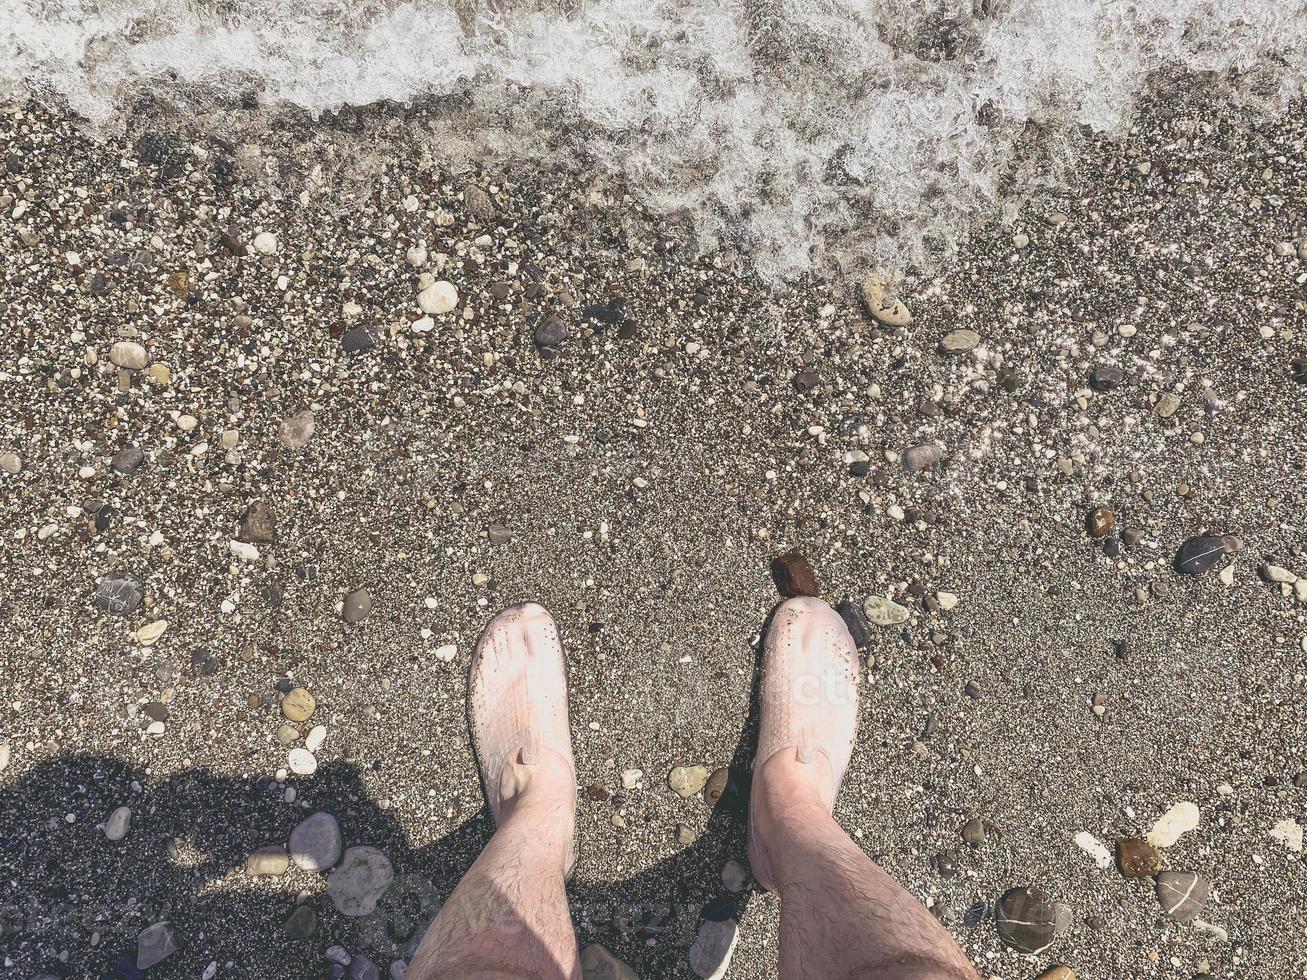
407,749,579,979
749,597,978,980
408,603,581,980
753,750,978,980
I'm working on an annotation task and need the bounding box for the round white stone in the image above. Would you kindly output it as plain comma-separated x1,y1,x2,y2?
288,748,317,775
252,231,279,254
417,281,458,315
110,341,149,370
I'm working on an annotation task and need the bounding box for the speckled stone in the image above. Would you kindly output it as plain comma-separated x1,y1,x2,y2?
327,846,395,916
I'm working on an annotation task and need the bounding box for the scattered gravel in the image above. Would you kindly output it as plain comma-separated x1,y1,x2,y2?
2,91,1306,980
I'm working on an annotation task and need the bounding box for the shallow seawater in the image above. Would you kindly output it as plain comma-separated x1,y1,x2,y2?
3,0,1306,279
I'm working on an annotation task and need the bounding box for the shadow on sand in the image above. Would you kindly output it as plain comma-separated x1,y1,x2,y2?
0,658,769,979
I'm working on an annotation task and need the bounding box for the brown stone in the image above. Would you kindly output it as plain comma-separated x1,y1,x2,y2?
1035,968,1076,980
704,766,731,805
1116,837,1163,878
772,550,819,597
239,501,278,544
1087,506,1115,538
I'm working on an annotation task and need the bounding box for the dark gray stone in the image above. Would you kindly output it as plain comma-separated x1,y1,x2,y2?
1156,871,1210,923
284,905,318,939
342,325,379,353
836,599,872,648
535,317,568,355
961,818,987,848
996,885,1067,954
343,589,372,623
94,571,143,614
348,956,381,980
1175,536,1227,575
289,812,343,871
111,446,145,476
1090,364,1125,391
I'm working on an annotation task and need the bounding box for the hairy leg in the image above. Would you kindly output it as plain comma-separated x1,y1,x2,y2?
407,750,580,980
755,751,979,980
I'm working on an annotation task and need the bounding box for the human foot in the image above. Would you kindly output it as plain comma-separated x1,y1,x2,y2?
748,596,859,889
468,603,577,863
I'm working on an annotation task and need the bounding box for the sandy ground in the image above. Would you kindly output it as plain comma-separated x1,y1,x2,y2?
1,91,1306,980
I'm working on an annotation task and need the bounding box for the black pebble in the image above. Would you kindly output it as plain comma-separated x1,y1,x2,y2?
1175,535,1227,575
996,885,1063,954
792,371,821,393
1090,364,1125,391
581,300,625,325
700,898,737,922
141,702,168,722
933,851,959,878
110,446,145,476
836,600,872,648
534,317,568,355
93,571,143,615
341,325,379,353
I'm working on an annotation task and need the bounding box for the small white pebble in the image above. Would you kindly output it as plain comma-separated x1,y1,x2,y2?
305,725,327,753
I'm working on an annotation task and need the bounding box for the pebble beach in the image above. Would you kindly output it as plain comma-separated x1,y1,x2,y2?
2,81,1307,980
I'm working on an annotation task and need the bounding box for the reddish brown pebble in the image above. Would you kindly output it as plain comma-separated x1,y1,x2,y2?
1087,507,1115,538
772,550,819,597
585,784,610,801
704,767,731,804
1116,837,1164,878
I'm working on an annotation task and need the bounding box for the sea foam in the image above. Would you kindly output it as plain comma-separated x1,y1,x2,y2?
4,0,1305,279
